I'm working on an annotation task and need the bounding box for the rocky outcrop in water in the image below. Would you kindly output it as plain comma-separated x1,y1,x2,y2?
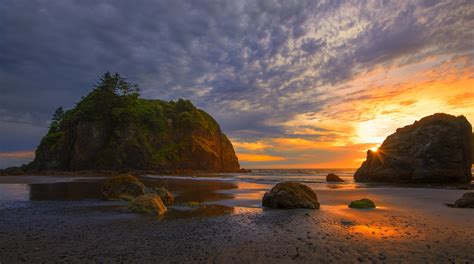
355,113,472,183
326,173,344,182
262,182,320,209
21,73,240,173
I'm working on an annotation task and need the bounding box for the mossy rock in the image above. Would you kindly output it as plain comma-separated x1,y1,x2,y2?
102,174,145,201
128,194,167,215
145,186,174,206
348,198,376,209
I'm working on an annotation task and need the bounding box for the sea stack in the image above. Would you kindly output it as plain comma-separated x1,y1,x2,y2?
354,113,472,183
25,73,240,173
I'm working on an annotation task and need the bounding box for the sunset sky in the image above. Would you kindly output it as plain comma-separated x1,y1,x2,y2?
1,0,473,169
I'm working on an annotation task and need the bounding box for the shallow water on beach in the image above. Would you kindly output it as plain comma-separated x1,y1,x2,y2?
0,169,358,202
0,168,472,212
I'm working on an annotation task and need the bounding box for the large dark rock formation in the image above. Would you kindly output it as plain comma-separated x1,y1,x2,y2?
472,133,474,163
20,73,240,173
354,113,472,183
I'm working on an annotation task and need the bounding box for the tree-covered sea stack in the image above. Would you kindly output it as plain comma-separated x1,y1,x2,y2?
26,73,240,173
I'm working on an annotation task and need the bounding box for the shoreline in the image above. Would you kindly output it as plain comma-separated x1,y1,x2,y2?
0,177,473,262
0,173,472,191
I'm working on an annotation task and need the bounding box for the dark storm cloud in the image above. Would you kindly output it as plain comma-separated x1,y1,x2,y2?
1,0,473,166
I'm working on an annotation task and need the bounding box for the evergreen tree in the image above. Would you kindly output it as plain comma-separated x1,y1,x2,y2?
94,72,140,97
49,106,65,132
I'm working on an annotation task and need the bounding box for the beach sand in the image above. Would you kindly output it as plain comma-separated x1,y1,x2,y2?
0,175,473,263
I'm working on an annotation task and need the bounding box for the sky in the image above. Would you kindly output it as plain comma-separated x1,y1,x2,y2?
1,0,473,169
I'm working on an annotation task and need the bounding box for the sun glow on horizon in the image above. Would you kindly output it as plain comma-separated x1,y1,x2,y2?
234,55,473,169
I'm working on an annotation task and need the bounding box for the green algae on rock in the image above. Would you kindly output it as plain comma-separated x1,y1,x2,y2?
348,198,376,209
26,73,240,173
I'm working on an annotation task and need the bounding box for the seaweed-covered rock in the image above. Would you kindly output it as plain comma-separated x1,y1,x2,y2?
348,198,376,209
355,113,472,183
262,182,320,209
102,174,145,200
453,192,474,208
326,173,344,182
145,186,174,206
23,73,239,173
129,194,167,215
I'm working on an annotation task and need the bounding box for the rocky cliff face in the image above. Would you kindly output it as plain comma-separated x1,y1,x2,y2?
27,74,240,173
354,113,472,183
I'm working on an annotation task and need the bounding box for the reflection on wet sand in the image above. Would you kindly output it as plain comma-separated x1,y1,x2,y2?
215,181,270,208
29,181,104,200
142,178,239,203
23,177,265,219
165,205,235,220
323,204,426,242
346,224,410,239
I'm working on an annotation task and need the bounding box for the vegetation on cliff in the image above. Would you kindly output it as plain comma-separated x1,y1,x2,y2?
27,72,240,172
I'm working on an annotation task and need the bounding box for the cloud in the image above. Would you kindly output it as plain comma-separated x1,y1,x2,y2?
1,0,473,168
232,140,271,151
237,153,285,162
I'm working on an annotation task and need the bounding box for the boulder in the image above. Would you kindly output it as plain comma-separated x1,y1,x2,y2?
145,186,174,205
348,198,376,209
355,113,472,183
102,174,145,201
128,194,167,215
454,192,474,208
326,173,344,182
262,182,320,209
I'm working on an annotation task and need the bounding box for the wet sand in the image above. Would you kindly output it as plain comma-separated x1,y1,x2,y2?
0,176,473,263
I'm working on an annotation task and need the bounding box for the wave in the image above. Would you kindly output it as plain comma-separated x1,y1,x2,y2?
144,169,357,185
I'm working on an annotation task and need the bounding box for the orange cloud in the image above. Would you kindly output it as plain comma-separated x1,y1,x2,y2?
237,55,473,169
0,151,35,159
237,153,285,162
232,140,271,151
